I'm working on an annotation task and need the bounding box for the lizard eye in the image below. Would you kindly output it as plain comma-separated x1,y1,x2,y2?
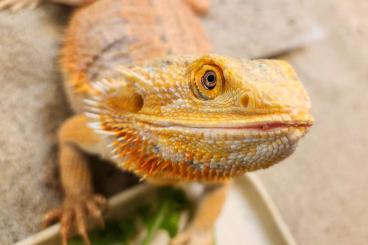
202,71,217,90
191,65,224,100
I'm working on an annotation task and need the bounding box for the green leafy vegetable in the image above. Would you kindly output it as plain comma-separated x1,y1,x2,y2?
69,217,135,245
141,187,189,244
69,187,189,245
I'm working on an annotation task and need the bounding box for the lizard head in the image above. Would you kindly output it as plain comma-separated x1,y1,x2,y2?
87,54,313,183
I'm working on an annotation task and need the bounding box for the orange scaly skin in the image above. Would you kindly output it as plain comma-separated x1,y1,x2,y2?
0,0,313,245
88,55,313,184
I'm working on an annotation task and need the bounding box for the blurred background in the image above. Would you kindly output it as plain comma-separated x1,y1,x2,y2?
0,0,367,244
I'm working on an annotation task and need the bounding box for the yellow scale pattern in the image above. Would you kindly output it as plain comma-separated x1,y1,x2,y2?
86,55,313,183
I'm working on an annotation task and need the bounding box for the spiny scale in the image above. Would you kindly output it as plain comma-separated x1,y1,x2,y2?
108,128,254,182
98,120,279,182
88,114,248,182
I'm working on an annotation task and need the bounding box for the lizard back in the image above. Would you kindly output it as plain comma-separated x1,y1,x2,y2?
61,0,211,112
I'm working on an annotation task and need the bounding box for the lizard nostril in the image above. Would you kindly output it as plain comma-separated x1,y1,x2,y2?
240,94,250,108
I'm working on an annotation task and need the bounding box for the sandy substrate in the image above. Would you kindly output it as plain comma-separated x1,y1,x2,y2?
0,5,68,244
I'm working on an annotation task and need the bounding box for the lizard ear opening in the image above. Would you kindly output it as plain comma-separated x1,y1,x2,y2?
105,87,144,113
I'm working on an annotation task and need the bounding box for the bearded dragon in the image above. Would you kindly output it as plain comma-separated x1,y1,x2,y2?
0,0,313,244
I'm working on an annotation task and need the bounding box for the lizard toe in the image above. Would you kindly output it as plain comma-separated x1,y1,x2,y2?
74,203,91,245
42,207,63,228
85,198,105,228
42,194,107,245
60,209,74,245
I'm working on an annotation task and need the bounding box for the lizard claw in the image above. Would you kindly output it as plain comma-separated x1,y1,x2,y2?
42,194,107,245
170,227,214,245
0,0,42,12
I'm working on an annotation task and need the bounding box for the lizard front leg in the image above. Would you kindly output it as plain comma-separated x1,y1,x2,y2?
171,182,229,245
42,115,107,245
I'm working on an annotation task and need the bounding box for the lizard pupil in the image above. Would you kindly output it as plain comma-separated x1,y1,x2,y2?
207,74,215,82
202,71,217,90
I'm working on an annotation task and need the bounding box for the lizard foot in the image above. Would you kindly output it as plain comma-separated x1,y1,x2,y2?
42,194,107,245
0,0,42,12
170,227,214,245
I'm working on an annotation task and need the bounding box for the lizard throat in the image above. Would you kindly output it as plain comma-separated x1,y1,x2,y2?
90,119,308,183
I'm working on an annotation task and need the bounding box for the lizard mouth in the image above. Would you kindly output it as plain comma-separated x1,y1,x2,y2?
136,114,314,132
210,121,313,130
143,121,312,132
